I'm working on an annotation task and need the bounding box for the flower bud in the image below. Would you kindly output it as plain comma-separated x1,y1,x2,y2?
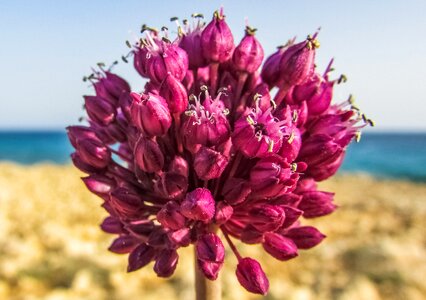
168,155,189,177
66,125,98,149
297,190,336,218
284,226,325,249
109,235,139,254
82,174,115,198
292,73,334,115
84,95,116,126
196,233,225,280
249,204,285,232
179,23,208,69
157,201,186,230
154,249,179,277
247,83,272,110
181,188,215,222
298,134,343,181
262,232,298,261
100,216,124,234
110,187,144,219
168,228,191,247
261,45,286,88
94,71,131,104
232,27,264,73
278,36,318,86
194,147,229,180
201,9,234,63
222,178,252,205
119,91,133,121
250,155,299,198
214,201,233,225
127,243,156,272
130,92,171,137
134,137,164,173
133,46,149,78
241,225,264,244
70,152,100,173
145,42,189,84
154,172,188,200
76,138,111,169
159,73,188,114
236,257,269,295
126,220,155,238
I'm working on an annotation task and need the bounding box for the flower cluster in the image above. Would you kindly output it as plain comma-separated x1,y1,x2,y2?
68,9,371,295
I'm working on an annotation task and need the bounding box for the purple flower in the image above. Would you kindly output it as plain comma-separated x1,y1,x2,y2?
236,258,269,295
68,8,370,296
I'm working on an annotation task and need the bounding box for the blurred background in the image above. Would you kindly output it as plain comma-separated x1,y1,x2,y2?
0,0,425,299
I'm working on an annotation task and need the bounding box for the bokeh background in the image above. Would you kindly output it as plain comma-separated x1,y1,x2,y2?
0,0,425,299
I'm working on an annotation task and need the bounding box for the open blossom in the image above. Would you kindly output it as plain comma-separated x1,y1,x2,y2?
68,8,371,296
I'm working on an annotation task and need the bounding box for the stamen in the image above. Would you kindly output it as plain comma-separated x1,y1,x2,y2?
355,131,362,142
290,163,297,172
292,110,299,123
288,131,295,144
246,115,255,125
125,40,131,48
268,140,274,152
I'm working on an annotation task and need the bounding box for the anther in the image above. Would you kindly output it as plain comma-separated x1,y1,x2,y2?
290,163,297,172
121,56,128,63
246,115,255,125
170,17,179,22
288,131,295,144
338,74,347,84
268,140,274,152
125,40,131,48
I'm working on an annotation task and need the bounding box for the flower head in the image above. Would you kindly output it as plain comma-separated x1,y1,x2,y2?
69,8,371,296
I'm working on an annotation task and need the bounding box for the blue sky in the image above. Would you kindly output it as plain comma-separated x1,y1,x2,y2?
0,0,425,131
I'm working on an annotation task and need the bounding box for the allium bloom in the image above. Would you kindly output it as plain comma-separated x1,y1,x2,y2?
69,9,372,296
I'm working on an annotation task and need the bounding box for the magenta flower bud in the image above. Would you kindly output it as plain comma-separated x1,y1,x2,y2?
241,225,264,244
66,125,98,148
262,232,298,261
76,138,111,169
280,205,303,228
178,21,208,69
278,127,302,163
278,36,318,86
222,178,252,205
82,174,115,198
134,137,164,173
157,201,186,230
130,92,172,137
109,235,139,254
70,152,99,173
214,201,233,225
127,243,156,272
181,188,215,222
233,107,283,158
154,249,179,278
133,46,149,78
153,172,188,200
249,204,285,232
168,228,191,247
261,45,287,88
145,41,189,84
110,188,143,219
297,190,336,218
201,9,234,63
100,216,123,234
119,91,133,121
194,147,229,180
298,134,344,181
292,73,334,115
196,233,225,280
182,89,230,147
236,257,269,295
168,155,189,178
94,71,131,104
232,27,264,73
284,226,325,249
84,95,116,126
250,155,299,198
159,73,188,114
126,220,155,238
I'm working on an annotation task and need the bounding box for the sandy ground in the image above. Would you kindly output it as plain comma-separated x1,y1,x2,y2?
0,163,425,300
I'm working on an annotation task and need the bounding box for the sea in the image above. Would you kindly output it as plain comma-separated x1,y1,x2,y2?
0,131,425,182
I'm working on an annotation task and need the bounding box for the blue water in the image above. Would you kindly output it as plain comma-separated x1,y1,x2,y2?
0,131,425,182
